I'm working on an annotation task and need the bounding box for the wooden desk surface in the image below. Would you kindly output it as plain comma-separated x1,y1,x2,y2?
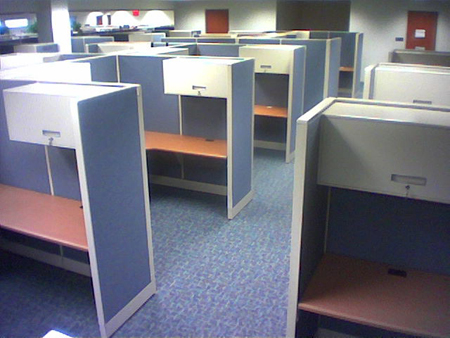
145,131,227,159
254,105,288,118
340,66,354,72
299,253,450,338
0,184,88,251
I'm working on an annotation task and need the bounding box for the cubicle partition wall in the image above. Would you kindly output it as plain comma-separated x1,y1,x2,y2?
364,62,450,106
71,54,119,82
14,42,59,53
118,54,255,219
239,45,306,162
389,49,450,67
71,36,114,53
282,38,341,111
0,79,156,337
288,98,450,338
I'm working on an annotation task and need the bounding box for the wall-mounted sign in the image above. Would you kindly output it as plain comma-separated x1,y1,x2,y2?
415,29,426,39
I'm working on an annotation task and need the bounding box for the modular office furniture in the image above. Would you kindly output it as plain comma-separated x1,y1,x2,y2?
0,81,156,337
287,97,450,337
118,54,254,219
71,36,114,53
309,31,363,98
239,44,305,162
389,49,450,67
160,56,254,219
364,62,450,106
14,42,60,53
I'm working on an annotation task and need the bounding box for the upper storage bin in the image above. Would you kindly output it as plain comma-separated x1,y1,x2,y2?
317,101,450,204
163,57,242,98
239,45,299,74
3,83,125,149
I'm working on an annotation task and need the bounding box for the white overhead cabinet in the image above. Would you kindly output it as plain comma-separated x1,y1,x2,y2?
239,45,305,162
364,63,450,106
288,98,450,338
1,81,155,338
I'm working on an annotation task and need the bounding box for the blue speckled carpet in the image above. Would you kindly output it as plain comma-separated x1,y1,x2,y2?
0,148,294,337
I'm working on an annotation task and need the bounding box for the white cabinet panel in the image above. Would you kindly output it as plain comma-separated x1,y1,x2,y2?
318,107,450,204
3,83,122,149
163,58,236,98
374,69,450,106
239,45,296,74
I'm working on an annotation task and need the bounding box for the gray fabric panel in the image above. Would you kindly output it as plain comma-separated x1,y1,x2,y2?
282,39,326,111
77,87,151,323
327,38,341,97
231,60,253,207
71,38,85,53
59,53,94,61
85,44,99,53
327,188,450,275
197,38,236,44
161,37,197,43
255,73,289,107
119,55,179,133
0,80,50,194
238,38,280,45
85,55,118,82
36,44,59,53
330,32,356,67
290,47,306,153
196,44,241,57
181,96,226,140
390,49,450,66
310,31,329,39
47,147,81,201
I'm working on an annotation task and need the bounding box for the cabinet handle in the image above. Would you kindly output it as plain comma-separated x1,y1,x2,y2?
192,85,206,91
42,130,61,138
391,174,427,186
413,99,432,105
261,65,272,69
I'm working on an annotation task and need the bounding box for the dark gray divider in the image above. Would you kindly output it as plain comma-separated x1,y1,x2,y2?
118,55,179,133
330,32,356,67
196,38,237,44
162,37,197,43
327,188,450,275
47,147,81,201
71,36,114,53
282,39,326,111
181,96,227,140
310,31,330,39
231,60,254,207
0,80,50,194
238,38,281,45
77,87,151,323
196,43,242,57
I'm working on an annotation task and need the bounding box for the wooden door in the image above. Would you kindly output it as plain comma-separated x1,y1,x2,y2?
205,9,229,33
406,11,438,50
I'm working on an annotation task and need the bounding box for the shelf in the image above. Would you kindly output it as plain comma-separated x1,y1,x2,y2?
299,253,450,338
145,131,227,159
254,105,288,118
0,184,87,251
339,66,354,72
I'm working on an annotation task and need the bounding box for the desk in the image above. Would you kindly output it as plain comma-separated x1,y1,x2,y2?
145,131,227,158
0,184,87,251
254,105,288,118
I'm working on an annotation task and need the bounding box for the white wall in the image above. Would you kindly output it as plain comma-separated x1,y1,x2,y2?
350,0,450,78
174,0,277,33
71,10,174,28
68,0,175,11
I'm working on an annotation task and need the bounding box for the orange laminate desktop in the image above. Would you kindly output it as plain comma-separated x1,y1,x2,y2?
254,105,288,118
145,131,227,159
0,184,88,251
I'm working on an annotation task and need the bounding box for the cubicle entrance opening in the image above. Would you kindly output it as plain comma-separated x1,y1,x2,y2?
406,11,438,51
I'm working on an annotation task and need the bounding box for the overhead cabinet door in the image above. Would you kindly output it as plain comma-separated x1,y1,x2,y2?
163,58,234,98
239,46,293,74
